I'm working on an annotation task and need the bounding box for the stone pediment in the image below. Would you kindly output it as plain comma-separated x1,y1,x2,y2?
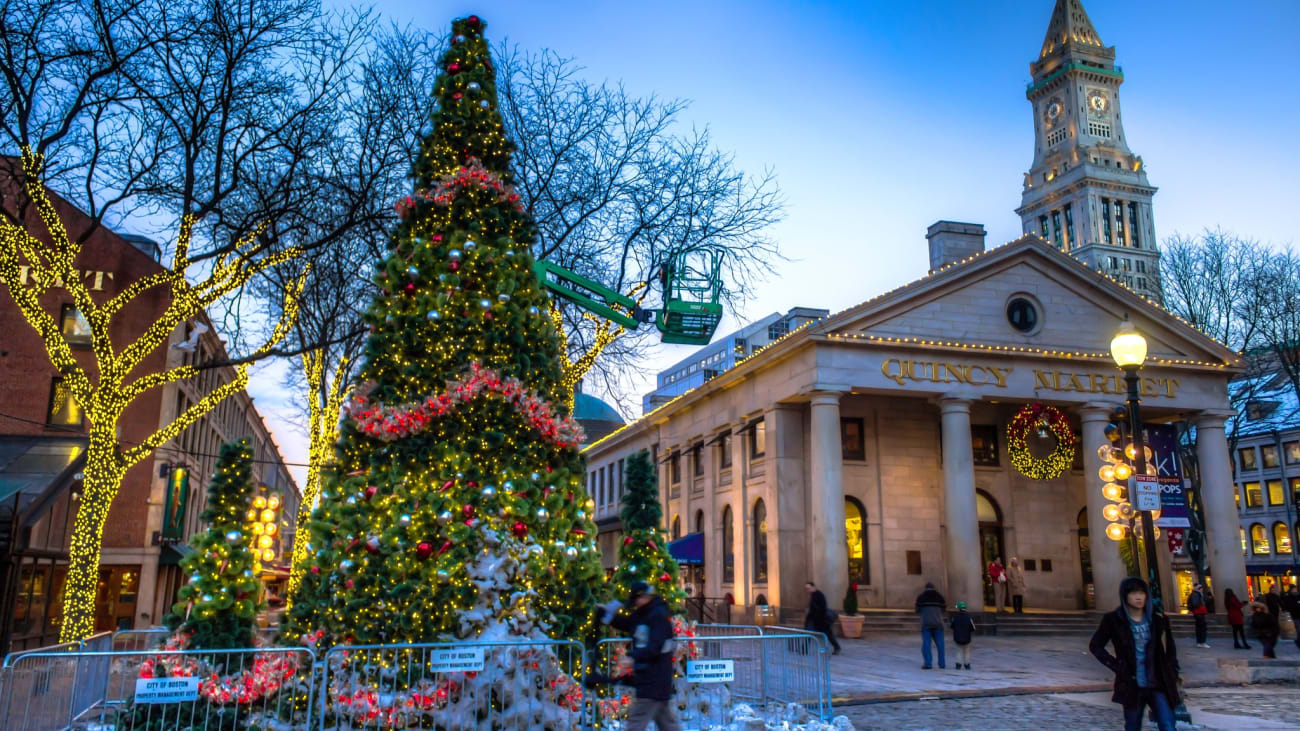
819,236,1238,369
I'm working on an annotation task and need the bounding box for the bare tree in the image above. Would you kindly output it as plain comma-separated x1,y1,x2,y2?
0,0,372,641
496,48,783,411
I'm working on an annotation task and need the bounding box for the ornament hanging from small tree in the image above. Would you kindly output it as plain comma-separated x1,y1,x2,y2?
610,449,686,612
1007,402,1077,480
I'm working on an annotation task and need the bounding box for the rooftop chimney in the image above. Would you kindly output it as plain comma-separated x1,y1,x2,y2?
925,221,986,273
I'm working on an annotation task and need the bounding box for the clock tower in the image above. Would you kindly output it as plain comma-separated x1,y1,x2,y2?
1017,0,1162,301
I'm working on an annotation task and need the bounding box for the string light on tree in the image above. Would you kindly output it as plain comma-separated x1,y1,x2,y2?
0,151,309,642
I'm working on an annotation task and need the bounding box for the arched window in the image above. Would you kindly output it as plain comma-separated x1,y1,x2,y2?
1274,522,1292,554
722,506,735,583
753,499,768,583
672,515,681,540
1250,523,1270,555
845,497,869,584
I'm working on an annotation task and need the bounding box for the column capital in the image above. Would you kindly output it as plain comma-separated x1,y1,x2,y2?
1079,402,1121,421
1194,410,1236,428
937,396,972,415
808,390,845,407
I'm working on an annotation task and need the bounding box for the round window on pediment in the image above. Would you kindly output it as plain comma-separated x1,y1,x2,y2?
1006,295,1042,335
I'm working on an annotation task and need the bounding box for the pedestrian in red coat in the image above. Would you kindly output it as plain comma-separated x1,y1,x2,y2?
1224,589,1250,650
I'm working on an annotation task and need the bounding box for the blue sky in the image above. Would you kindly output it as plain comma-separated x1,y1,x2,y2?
253,0,1300,483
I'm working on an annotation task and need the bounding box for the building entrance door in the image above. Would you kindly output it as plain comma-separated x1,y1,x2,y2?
1078,508,1094,608
94,566,140,632
976,491,1004,609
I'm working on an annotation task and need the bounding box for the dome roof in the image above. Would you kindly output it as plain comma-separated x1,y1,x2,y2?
573,392,624,425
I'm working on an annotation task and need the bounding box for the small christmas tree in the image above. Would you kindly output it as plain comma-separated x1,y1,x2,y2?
610,450,685,611
167,438,263,649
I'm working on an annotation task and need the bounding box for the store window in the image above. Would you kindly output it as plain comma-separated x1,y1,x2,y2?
59,305,91,346
971,425,999,466
845,497,869,584
670,451,681,484
693,442,704,477
722,506,735,583
1238,447,1258,471
1267,479,1285,506
1261,444,1281,468
1250,523,1270,555
1274,522,1292,554
1244,482,1263,508
752,499,768,583
841,417,865,461
46,377,83,425
1285,441,1300,465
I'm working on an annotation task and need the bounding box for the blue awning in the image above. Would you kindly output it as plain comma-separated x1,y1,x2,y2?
668,532,703,565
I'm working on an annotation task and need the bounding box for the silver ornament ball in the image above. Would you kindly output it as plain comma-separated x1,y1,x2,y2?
427,310,441,321
398,514,412,527
448,249,462,260
225,530,243,544
407,266,419,278
479,100,490,109
536,507,549,521
497,293,510,303
465,239,477,250
479,298,492,309
528,306,540,316
481,485,497,498
437,510,453,525
467,81,481,92
564,546,578,559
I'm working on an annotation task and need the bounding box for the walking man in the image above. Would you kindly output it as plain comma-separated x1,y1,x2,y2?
599,581,682,731
915,582,947,669
804,582,842,655
1089,577,1179,731
1186,583,1210,648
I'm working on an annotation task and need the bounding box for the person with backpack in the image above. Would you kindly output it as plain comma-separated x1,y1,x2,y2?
804,582,841,655
1250,601,1280,659
1186,583,1210,648
950,601,976,669
915,582,947,669
1224,588,1250,650
1089,577,1179,731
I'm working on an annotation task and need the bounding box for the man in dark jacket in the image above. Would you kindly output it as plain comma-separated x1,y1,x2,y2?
804,582,842,655
914,582,946,669
1284,585,1300,650
601,581,681,731
1186,583,1210,648
1089,577,1179,731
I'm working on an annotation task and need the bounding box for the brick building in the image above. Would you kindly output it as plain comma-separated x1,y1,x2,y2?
0,170,298,652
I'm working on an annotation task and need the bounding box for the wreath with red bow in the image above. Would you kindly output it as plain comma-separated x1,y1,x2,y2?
1007,403,1077,480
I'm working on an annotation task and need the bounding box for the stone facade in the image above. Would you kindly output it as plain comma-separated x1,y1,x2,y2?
584,237,1248,620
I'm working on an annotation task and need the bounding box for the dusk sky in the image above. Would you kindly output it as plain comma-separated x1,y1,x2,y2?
251,0,1299,485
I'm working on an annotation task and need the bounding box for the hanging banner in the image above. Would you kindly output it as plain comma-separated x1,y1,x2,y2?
161,467,190,541
1144,424,1190,528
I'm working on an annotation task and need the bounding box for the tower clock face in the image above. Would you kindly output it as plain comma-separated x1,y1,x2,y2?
1044,98,1063,125
1087,90,1109,115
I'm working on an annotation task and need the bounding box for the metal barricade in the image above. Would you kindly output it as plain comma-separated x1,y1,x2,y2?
318,638,587,730
1,645,315,731
111,627,172,651
594,631,830,729
692,623,763,636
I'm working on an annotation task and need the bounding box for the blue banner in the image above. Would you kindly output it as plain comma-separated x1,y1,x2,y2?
1144,424,1190,527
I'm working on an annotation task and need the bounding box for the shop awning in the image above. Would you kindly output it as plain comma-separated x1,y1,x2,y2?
668,532,703,565
159,542,194,566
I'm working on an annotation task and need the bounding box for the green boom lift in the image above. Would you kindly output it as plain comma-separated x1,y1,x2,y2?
534,248,724,346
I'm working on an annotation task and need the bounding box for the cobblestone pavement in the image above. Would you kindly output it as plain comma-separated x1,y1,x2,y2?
836,686,1300,730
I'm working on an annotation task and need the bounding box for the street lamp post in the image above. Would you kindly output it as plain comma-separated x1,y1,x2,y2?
1111,317,1164,612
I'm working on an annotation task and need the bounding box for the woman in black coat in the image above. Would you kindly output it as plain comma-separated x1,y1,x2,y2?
1089,577,1179,731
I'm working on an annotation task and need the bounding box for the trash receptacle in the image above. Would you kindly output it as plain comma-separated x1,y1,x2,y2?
755,604,778,627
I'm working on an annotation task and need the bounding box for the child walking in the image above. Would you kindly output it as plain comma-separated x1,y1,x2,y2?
950,601,976,669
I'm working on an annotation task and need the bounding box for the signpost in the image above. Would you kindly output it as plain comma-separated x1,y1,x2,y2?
134,677,200,704
685,659,735,683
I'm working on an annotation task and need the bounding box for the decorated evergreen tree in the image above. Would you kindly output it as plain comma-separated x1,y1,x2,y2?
610,450,685,611
167,438,263,649
284,17,603,723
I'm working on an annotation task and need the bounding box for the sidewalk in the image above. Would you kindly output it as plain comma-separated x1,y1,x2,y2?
827,632,1293,702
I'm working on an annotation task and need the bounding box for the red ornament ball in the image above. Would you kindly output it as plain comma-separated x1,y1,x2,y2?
345,579,354,589
512,521,527,538
660,572,671,583
623,536,633,546
462,504,475,518
416,541,433,559
310,566,320,575
364,486,377,500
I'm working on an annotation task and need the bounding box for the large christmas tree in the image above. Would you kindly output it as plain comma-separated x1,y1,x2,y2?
610,450,685,612
168,438,262,650
286,13,603,652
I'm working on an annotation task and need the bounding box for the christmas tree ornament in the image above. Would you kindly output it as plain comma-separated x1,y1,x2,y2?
452,34,466,44
225,530,242,544
407,266,420,278
437,510,453,525
416,541,433,559
528,305,540,316
449,249,462,260
366,536,381,553
478,100,490,109
498,293,510,303
479,298,492,309
398,514,412,527
427,310,441,320
536,507,549,521
465,238,477,250
462,504,476,518
436,568,450,582
564,546,578,559
481,484,497,498
340,559,355,572
512,521,527,538
467,81,481,92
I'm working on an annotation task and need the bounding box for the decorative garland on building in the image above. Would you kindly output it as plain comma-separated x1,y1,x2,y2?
345,362,585,449
1007,403,1077,480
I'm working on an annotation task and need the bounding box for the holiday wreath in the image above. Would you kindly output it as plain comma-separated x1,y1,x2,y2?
1007,403,1077,480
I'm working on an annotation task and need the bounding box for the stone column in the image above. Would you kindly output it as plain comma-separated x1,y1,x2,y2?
770,405,807,611
730,421,750,605
939,397,982,609
1196,411,1249,613
1080,404,1129,604
809,392,849,609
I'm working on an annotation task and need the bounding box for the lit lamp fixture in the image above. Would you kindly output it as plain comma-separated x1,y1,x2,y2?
1109,317,1164,611
248,490,283,568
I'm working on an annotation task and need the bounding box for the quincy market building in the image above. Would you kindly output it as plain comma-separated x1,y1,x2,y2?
584,235,1247,619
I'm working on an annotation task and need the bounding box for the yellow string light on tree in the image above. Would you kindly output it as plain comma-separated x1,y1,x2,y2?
0,149,310,642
